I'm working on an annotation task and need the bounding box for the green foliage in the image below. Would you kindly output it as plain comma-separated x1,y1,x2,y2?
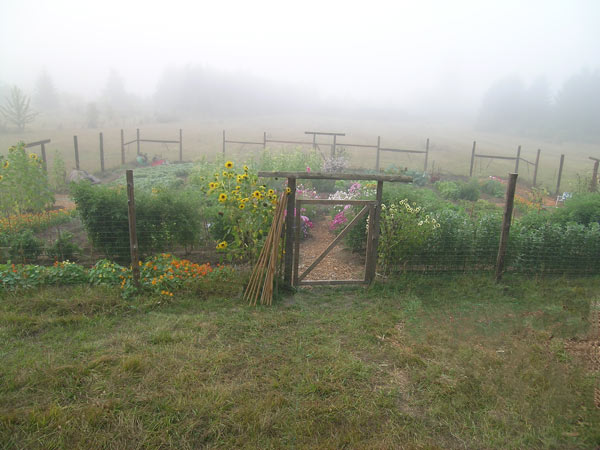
88,259,124,286
457,179,480,201
8,230,44,264
51,151,67,193
71,181,203,262
435,180,460,200
378,199,438,273
46,231,80,262
480,179,504,197
199,162,280,261
552,192,600,225
0,142,54,215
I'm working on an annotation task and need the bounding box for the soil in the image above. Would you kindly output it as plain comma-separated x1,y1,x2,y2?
297,218,365,281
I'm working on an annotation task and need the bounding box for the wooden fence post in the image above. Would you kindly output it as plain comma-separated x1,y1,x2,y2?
40,142,47,171
495,173,518,282
120,129,125,165
136,128,140,155
126,170,140,288
590,159,599,192
179,129,183,162
469,141,476,176
263,131,267,149
222,130,226,156
375,136,381,172
366,180,384,283
331,135,337,158
424,138,429,172
533,148,541,186
284,177,296,288
555,154,565,196
514,145,521,173
73,135,80,170
99,132,105,172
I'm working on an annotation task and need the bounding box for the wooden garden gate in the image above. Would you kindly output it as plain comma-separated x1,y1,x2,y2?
257,172,412,287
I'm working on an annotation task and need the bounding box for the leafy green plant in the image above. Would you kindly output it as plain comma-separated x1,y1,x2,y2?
457,179,480,201
46,231,81,261
0,142,54,215
51,150,67,193
44,261,88,285
435,180,459,200
480,179,504,198
71,181,204,262
8,229,44,263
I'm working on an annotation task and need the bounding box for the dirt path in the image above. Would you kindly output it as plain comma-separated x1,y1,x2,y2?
297,218,365,281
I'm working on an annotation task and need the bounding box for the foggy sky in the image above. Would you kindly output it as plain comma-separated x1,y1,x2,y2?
1,0,599,112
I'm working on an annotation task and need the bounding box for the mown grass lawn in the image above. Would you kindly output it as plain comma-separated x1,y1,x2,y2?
1,275,599,449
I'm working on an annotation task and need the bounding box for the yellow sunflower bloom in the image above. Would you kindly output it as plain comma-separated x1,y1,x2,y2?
29,153,37,160
216,241,228,249
239,203,245,210
286,187,291,194
225,161,234,169
252,190,261,198
267,189,274,196
218,193,227,202
0,175,3,181
2,161,8,169
242,197,249,203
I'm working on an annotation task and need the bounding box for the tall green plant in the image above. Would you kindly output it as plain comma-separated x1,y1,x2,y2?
0,142,54,215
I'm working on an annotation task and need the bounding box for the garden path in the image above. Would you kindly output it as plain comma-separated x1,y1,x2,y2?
298,218,365,281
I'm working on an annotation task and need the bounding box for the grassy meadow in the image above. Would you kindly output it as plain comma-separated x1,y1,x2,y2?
1,114,598,191
1,274,599,448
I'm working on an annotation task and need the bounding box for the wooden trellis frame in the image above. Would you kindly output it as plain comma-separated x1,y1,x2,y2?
257,171,412,287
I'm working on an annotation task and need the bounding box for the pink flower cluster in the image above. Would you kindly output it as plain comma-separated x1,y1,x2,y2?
330,210,348,230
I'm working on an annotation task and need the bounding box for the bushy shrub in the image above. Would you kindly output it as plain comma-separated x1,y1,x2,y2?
0,142,54,215
8,230,44,263
435,180,459,200
46,231,80,261
552,192,600,225
457,180,480,201
71,182,203,262
480,179,505,198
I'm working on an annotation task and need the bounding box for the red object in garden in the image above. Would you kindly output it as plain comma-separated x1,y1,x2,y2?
151,159,166,167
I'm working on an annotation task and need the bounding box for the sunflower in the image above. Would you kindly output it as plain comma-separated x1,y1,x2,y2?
237,175,244,183
222,171,228,177
29,153,37,160
267,189,274,196
285,187,292,194
218,193,227,203
252,190,261,199
225,161,234,169
243,165,249,172
2,160,8,169
0,175,3,181
209,182,218,189
216,241,228,250
242,197,249,203
238,203,245,210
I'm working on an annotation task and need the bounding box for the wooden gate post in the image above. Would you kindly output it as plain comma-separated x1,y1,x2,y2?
179,129,183,162
120,129,125,165
263,131,267,149
126,170,140,288
533,148,541,186
284,177,296,287
73,135,80,170
555,154,565,196
495,173,518,282
366,180,384,283
222,130,226,156
99,132,104,172
514,145,521,173
424,138,429,172
331,135,337,158
469,141,476,177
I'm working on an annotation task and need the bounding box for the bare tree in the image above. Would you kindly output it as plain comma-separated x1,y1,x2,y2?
0,86,38,131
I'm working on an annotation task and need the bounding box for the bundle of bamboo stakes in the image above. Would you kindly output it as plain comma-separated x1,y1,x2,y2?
244,192,288,306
